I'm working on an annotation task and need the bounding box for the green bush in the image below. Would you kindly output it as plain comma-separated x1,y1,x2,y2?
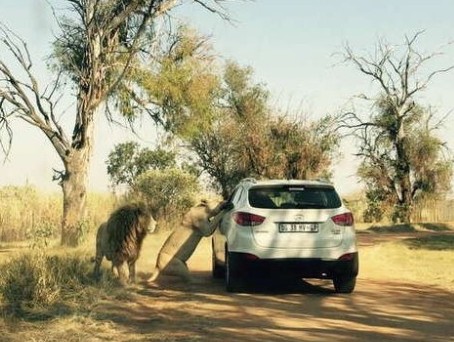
130,168,200,230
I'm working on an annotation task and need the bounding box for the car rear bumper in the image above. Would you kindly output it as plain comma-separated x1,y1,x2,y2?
228,251,359,279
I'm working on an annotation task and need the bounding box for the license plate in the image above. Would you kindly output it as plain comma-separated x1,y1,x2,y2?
278,223,319,233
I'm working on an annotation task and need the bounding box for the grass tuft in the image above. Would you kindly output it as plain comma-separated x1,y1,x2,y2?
0,249,128,318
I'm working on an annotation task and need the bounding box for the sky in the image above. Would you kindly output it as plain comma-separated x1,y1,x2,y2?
1,0,454,196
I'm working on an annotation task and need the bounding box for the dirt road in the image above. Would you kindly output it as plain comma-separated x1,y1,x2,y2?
91,234,454,342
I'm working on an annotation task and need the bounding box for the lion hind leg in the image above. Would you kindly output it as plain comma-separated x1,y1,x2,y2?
93,257,103,279
93,222,107,279
93,249,104,279
171,259,192,283
159,254,192,283
148,252,191,283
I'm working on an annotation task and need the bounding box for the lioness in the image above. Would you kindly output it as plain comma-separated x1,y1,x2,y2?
148,199,227,283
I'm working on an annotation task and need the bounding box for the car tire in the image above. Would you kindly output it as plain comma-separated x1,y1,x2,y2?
333,276,356,294
225,251,241,292
212,242,225,279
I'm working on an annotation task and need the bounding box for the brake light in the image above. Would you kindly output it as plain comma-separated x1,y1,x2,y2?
242,253,260,261
331,212,354,226
338,253,355,261
233,212,265,226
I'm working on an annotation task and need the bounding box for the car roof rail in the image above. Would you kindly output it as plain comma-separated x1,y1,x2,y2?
241,177,257,184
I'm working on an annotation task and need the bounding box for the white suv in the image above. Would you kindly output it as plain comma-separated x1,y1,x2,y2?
212,178,359,293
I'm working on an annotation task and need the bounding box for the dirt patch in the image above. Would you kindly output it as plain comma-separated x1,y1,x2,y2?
86,233,454,341
86,272,454,341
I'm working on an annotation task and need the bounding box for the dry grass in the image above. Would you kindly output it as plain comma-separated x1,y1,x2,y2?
0,186,117,243
0,315,144,342
357,221,454,291
359,240,454,291
0,231,170,342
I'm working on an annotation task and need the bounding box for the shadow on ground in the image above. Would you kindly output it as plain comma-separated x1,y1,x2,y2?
403,234,454,251
367,224,417,233
85,270,454,342
418,222,452,231
357,223,454,249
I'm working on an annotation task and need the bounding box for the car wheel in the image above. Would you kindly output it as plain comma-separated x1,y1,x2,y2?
212,241,225,279
225,251,241,292
333,276,356,294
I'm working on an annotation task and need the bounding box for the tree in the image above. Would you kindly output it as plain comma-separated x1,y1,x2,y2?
0,0,230,246
130,167,199,224
191,62,340,196
190,118,245,197
106,142,176,187
266,115,338,180
340,32,453,223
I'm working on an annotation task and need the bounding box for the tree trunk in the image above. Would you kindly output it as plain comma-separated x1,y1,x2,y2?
395,130,413,223
59,101,94,246
60,148,91,246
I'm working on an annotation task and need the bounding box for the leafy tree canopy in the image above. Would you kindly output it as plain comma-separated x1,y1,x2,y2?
106,141,176,187
190,61,340,197
130,167,199,222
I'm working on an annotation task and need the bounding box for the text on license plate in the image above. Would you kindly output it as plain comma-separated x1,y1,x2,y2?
278,223,319,233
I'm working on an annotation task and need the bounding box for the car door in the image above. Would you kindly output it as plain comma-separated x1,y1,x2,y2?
213,186,242,263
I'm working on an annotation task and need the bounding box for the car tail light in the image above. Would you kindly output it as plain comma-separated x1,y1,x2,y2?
338,253,355,261
233,212,265,226
242,253,260,261
331,212,354,226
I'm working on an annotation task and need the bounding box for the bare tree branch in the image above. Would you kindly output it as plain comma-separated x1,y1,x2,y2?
341,32,454,223
0,23,70,158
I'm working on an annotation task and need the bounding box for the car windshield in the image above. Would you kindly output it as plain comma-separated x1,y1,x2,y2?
248,185,342,209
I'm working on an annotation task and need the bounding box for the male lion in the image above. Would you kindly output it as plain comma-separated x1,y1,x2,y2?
148,199,227,283
93,203,156,284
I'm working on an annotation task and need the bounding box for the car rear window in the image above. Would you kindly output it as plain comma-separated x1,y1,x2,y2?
248,185,342,209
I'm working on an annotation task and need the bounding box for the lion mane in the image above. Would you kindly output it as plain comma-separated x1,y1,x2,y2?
93,203,156,283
